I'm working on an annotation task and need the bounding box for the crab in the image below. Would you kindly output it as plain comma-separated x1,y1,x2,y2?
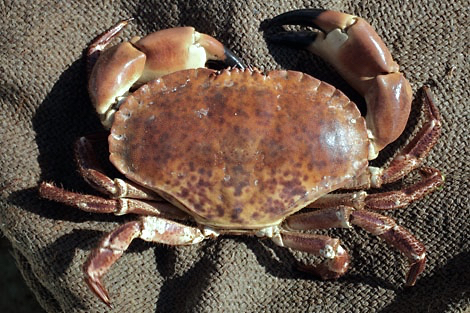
39,9,444,306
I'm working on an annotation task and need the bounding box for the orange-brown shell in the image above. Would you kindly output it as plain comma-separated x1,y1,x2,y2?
109,68,369,229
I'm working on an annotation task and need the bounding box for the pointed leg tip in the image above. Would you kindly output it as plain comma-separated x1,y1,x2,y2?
405,257,426,287
404,253,426,287
124,17,135,24
85,276,111,306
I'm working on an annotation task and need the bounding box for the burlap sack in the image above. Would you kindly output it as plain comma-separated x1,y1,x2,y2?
1,1,468,312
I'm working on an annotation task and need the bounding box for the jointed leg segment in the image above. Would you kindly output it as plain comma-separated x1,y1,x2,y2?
282,205,426,286
345,86,442,190
84,216,213,306
309,167,443,211
39,182,188,219
75,136,163,201
350,210,426,286
278,231,350,279
39,136,189,219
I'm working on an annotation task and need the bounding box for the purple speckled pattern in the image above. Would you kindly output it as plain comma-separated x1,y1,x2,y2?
109,68,368,228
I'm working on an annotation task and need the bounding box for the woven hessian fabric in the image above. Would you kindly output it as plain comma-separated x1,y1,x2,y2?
1,1,468,312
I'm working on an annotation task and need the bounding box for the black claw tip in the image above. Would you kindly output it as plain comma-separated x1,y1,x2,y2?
224,48,245,70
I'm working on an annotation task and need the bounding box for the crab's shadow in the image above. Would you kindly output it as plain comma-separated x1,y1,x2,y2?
152,236,297,313
7,41,129,310
153,233,401,313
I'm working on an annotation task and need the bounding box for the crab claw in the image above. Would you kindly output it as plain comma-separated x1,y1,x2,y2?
266,9,412,159
88,21,245,128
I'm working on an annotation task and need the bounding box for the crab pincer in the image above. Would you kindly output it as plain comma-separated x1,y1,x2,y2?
87,20,244,127
265,9,413,159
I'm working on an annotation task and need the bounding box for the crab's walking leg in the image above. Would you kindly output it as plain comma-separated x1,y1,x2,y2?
285,206,354,230
74,135,163,201
351,210,426,286
285,207,426,285
345,87,442,189
308,191,368,209
261,209,351,279
39,182,188,219
84,216,214,306
274,230,351,279
363,167,443,210
310,167,443,210
276,206,351,279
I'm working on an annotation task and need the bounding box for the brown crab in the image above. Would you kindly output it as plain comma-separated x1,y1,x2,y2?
40,9,443,305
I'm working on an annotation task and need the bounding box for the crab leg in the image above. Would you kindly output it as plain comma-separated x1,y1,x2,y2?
74,135,163,201
362,167,443,210
266,9,413,159
274,230,350,279
350,210,426,286
284,206,426,285
39,182,188,219
308,192,367,210
345,87,442,189
309,167,444,210
84,216,212,306
285,206,354,229
281,208,351,280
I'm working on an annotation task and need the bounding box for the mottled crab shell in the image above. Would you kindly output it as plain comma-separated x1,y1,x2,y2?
109,68,369,229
